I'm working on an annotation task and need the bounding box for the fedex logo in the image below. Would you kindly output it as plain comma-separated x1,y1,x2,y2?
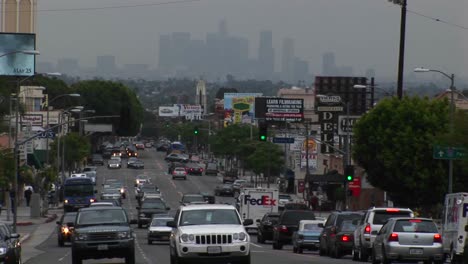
463,203,468,217
244,195,277,206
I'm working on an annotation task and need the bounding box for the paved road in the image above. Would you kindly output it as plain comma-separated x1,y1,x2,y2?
24,149,359,264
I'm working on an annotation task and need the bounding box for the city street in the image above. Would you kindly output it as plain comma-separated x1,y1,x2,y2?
25,149,357,264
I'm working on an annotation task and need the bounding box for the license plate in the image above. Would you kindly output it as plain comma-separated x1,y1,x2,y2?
409,248,423,255
97,244,108,251
161,236,168,240
207,246,221,254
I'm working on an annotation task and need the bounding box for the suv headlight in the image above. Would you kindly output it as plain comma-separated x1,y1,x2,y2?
180,234,195,243
117,231,130,239
0,247,7,255
75,233,88,241
233,232,247,242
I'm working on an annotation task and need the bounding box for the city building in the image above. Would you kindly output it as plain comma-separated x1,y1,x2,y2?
1,0,37,33
258,30,274,79
281,38,294,82
57,58,79,76
96,55,116,75
322,52,336,76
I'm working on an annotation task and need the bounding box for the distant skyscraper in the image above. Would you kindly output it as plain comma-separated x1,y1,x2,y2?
258,30,274,79
171,32,191,70
322,52,336,75
293,57,309,83
158,34,172,72
37,61,54,73
281,38,295,82
218,19,228,38
96,55,116,74
57,58,79,76
195,79,207,115
365,68,376,79
1,0,37,33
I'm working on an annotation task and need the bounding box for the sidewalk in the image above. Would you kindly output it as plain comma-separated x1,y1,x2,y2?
0,204,61,263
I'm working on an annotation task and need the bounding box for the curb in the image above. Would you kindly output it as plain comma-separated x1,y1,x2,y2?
17,222,33,226
44,214,58,223
19,233,31,244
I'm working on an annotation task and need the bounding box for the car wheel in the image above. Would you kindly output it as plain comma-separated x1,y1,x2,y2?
71,252,82,264
319,247,326,256
334,245,342,259
125,251,135,264
257,232,265,244
381,247,391,264
172,176,175,180
297,247,303,254
57,235,64,247
293,246,297,253
371,247,379,264
352,246,359,261
359,246,369,262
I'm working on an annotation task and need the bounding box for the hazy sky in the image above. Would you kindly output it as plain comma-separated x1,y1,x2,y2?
34,0,467,80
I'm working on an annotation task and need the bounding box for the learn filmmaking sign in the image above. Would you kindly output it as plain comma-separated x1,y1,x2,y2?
255,97,304,123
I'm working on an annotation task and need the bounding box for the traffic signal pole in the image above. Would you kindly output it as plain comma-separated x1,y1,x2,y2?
343,101,351,210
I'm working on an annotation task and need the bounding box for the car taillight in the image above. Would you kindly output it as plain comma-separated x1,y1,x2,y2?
364,224,371,234
279,225,288,232
89,198,96,203
386,208,400,212
434,234,442,243
388,233,399,242
341,235,350,242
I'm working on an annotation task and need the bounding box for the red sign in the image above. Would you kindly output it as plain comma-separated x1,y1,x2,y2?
298,180,305,193
348,177,361,197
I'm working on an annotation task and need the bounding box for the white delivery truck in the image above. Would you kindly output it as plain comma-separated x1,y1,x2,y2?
442,192,468,263
237,187,279,232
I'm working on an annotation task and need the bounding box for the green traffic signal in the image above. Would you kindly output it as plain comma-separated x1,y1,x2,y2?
194,126,199,135
347,175,353,181
345,165,354,182
260,135,266,141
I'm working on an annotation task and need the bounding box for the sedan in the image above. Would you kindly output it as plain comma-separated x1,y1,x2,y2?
327,220,357,258
56,212,77,246
257,212,280,243
214,184,235,197
372,217,444,264
147,216,174,244
165,153,189,163
128,160,145,169
292,220,323,253
100,188,122,204
186,163,204,176
171,167,187,180
107,159,121,169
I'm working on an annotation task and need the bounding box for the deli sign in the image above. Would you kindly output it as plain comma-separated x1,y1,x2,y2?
316,95,342,154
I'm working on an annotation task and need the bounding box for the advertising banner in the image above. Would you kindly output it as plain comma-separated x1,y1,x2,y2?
0,33,36,76
224,93,262,126
158,106,178,117
21,114,43,126
255,97,304,123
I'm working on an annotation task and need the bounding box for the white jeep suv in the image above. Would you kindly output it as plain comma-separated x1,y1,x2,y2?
168,204,253,264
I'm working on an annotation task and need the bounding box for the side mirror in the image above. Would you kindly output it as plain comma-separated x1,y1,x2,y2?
166,207,171,210
243,219,254,226
136,206,140,210
318,223,324,228
167,221,177,228
9,233,20,239
129,219,138,225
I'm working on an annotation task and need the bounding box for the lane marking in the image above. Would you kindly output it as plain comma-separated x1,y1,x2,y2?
250,242,263,248
58,251,70,262
134,233,153,264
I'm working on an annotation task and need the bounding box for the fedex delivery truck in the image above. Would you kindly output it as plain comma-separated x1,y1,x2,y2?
237,187,279,232
442,192,468,263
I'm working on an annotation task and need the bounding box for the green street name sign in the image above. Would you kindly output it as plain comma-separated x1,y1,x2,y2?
433,145,467,160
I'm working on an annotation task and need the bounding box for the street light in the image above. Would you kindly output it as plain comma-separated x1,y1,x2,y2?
79,109,95,136
414,67,456,194
45,92,80,164
389,0,408,99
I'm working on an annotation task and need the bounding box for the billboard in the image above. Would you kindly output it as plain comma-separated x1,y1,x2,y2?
158,105,203,120
223,93,262,126
0,33,36,76
255,97,304,123
159,106,177,117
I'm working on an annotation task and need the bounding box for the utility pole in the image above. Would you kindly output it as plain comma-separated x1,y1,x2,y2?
343,101,351,210
396,0,407,99
305,123,310,206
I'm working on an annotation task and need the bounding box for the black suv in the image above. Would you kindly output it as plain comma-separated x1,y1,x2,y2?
71,206,136,264
318,211,363,257
0,222,21,264
137,198,170,228
257,212,280,243
272,210,316,249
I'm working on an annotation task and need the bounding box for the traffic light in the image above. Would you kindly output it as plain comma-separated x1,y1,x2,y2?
345,165,354,182
194,126,199,135
259,123,267,141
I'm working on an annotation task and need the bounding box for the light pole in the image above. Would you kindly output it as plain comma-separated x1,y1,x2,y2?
389,0,407,99
45,93,80,164
57,107,83,182
414,67,455,193
79,109,95,136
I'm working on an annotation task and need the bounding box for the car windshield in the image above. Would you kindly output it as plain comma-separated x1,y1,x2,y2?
393,219,438,233
282,212,316,225
103,188,120,194
142,187,157,192
279,195,292,200
142,200,166,209
336,214,363,227
76,209,128,225
151,218,172,226
64,185,94,197
183,195,205,203
109,160,119,164
373,211,412,225
339,220,358,232
63,213,77,224
180,209,241,226
303,223,322,231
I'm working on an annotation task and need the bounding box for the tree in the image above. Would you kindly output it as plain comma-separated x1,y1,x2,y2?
353,96,450,213
62,133,91,171
71,80,144,136
246,142,285,182
0,149,14,189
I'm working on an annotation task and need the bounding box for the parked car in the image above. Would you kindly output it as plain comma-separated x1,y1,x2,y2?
372,217,444,264
319,211,363,256
56,212,77,246
292,220,323,253
214,184,235,197
147,216,174,244
272,210,317,250
257,212,280,243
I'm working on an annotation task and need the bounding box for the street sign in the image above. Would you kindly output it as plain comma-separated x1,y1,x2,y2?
273,137,295,144
433,145,467,160
338,115,361,136
38,131,55,139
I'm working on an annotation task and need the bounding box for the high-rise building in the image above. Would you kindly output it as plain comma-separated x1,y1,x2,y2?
258,30,274,79
171,32,191,70
218,19,228,38
57,58,79,76
158,34,172,72
293,57,309,83
96,55,116,74
281,38,295,82
1,0,37,33
322,52,336,75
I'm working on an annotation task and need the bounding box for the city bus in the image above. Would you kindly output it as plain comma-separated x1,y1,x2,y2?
63,177,96,212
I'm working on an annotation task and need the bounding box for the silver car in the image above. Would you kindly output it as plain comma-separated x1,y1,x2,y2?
372,217,444,264
147,216,173,244
171,167,187,180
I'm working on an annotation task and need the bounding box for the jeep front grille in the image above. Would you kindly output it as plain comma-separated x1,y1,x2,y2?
195,234,232,244
88,232,118,241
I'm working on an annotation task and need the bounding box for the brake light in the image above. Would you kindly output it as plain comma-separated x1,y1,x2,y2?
409,219,421,223
386,208,400,212
388,233,399,242
279,225,288,232
364,224,371,234
341,235,350,242
434,234,442,243
89,198,96,203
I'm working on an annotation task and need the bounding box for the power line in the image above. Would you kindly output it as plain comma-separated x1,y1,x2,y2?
406,9,468,31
